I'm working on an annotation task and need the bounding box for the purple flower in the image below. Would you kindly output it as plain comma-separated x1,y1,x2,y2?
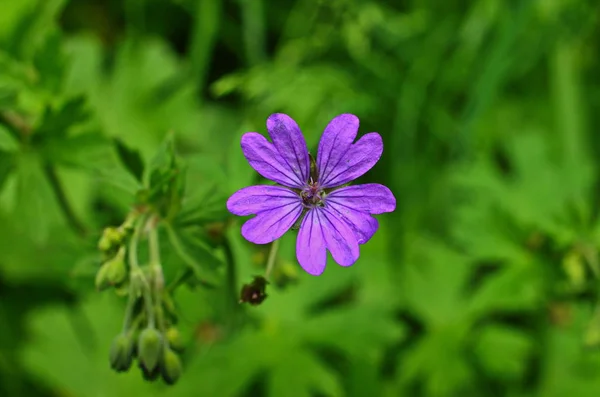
227,114,396,275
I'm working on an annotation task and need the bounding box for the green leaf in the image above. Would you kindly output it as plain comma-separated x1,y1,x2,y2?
145,134,186,219
33,95,89,141
0,150,14,191
473,325,532,380
113,138,145,183
13,153,56,243
267,347,343,397
0,125,19,152
165,223,221,286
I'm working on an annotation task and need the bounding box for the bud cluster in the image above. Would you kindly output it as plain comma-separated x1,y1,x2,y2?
96,224,131,291
97,213,184,385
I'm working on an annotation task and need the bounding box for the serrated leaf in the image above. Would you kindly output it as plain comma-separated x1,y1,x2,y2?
146,134,186,219
113,138,145,183
42,131,112,170
34,95,89,141
467,264,542,317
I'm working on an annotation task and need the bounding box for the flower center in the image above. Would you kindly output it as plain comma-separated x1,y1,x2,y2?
300,181,325,208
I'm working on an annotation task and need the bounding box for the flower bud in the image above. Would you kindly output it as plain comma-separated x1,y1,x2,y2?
95,261,111,291
98,226,124,252
109,333,134,372
137,328,163,372
165,327,184,352
161,347,182,385
105,248,127,286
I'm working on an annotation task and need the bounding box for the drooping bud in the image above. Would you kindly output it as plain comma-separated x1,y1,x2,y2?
137,327,163,372
107,248,127,285
96,247,128,291
109,333,134,372
165,327,184,352
161,347,183,385
239,276,268,305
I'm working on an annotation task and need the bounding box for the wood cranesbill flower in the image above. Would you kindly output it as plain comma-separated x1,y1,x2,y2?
227,114,396,275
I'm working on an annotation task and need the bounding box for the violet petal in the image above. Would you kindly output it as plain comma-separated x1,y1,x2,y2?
267,114,310,184
319,133,383,188
296,209,327,276
325,201,379,244
240,201,303,244
326,184,396,214
319,207,360,267
316,114,359,185
226,185,300,216
241,132,305,188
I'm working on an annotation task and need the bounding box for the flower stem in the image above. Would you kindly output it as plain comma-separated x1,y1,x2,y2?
265,239,280,279
129,215,156,329
222,236,239,333
43,163,88,237
121,284,137,333
148,222,167,336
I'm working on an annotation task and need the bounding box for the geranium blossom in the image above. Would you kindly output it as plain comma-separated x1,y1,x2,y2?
227,114,396,275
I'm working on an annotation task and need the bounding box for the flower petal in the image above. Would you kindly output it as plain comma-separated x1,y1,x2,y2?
240,201,303,244
227,185,300,216
319,133,383,188
296,209,327,276
316,114,359,185
325,201,379,244
326,183,396,214
241,132,304,188
267,114,310,184
319,208,360,267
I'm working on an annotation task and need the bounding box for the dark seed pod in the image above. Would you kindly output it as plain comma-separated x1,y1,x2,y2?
239,276,269,305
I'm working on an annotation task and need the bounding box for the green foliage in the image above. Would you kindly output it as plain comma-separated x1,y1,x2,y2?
1,0,600,396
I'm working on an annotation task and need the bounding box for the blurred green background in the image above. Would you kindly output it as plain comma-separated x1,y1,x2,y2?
1,0,600,396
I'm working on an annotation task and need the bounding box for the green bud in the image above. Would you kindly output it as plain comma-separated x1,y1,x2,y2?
105,248,127,286
109,333,134,372
165,327,184,352
95,261,111,291
138,328,163,372
161,347,182,385
98,226,124,252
